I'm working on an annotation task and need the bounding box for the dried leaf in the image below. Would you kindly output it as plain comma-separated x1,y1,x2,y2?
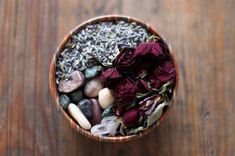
136,92,151,99
158,81,173,94
146,35,160,42
147,102,169,127
116,119,127,135
127,126,145,135
119,125,126,135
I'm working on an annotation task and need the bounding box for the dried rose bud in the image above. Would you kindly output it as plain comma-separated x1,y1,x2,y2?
114,48,135,71
114,78,138,105
123,109,140,128
132,42,166,60
150,60,176,88
100,68,122,89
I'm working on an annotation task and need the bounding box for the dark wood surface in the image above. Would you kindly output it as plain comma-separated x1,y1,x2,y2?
0,0,234,156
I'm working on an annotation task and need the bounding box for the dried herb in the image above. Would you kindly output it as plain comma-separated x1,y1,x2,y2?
56,21,150,84
158,81,173,94
56,19,177,136
146,35,160,42
147,102,169,127
136,92,151,99
127,126,145,135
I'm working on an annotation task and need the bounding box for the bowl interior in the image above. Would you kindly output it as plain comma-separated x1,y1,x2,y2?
49,15,179,142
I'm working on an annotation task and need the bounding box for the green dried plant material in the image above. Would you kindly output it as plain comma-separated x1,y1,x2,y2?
146,35,160,42
136,92,151,99
100,62,113,68
127,126,145,135
119,125,126,135
146,80,173,94
147,102,169,127
126,117,148,134
158,81,173,94
144,81,174,101
116,118,126,135
96,65,104,72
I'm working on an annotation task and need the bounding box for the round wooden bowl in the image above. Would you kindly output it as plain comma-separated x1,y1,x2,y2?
49,15,179,142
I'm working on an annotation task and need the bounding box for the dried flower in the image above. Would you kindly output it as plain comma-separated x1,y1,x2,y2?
114,48,135,71
114,78,138,105
150,60,176,88
132,42,166,60
123,109,140,128
131,42,169,77
100,68,122,89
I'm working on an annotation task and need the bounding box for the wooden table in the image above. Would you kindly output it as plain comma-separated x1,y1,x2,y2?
0,0,234,155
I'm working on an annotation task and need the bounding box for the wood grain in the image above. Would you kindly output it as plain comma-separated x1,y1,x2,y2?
0,0,234,156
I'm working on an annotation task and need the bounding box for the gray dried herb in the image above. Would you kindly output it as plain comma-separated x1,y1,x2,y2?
56,21,150,84
147,102,169,127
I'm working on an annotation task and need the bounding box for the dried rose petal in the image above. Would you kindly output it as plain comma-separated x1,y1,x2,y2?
132,42,165,60
123,109,140,128
114,48,135,71
150,60,176,88
131,42,171,78
100,68,122,89
114,78,138,105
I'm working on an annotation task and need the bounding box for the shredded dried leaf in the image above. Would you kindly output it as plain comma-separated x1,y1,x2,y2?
147,102,169,127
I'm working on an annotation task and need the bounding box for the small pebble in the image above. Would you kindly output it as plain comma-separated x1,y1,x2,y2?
69,89,83,103
102,105,114,117
77,99,93,119
59,94,70,109
68,103,91,130
108,120,120,136
90,98,102,125
84,66,100,79
90,124,110,136
98,88,115,109
84,77,103,97
101,116,117,124
58,71,85,93
91,116,120,136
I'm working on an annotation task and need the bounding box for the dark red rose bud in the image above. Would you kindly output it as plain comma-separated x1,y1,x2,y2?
114,78,138,105
114,48,135,71
150,60,176,88
132,42,165,60
100,68,122,89
123,109,140,128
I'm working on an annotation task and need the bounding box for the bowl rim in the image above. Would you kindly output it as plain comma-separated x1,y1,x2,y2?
49,15,179,142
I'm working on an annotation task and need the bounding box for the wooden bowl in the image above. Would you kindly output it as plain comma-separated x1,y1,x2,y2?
49,15,179,142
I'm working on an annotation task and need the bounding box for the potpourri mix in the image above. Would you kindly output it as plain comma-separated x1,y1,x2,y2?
56,21,176,136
